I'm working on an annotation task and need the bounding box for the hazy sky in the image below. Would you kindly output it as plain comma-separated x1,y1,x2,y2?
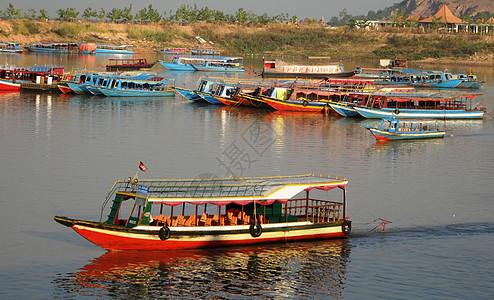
7,0,399,20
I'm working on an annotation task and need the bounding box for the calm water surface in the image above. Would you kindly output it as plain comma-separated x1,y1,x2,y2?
0,53,493,299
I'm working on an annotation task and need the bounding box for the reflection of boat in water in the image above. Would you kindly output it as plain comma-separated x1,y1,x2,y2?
54,239,350,298
55,173,351,251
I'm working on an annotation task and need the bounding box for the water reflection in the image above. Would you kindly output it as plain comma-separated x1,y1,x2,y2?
53,240,350,299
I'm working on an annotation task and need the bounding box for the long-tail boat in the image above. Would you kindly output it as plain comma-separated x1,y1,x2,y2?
54,173,351,251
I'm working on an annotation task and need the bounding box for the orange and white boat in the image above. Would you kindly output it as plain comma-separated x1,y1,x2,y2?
54,173,351,251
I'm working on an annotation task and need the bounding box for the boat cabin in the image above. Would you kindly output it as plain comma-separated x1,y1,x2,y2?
101,174,348,230
379,117,440,133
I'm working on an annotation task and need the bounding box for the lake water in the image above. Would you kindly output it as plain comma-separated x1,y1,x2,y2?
1,53,493,299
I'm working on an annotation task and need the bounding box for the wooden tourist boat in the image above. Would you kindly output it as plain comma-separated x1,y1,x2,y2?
351,91,485,119
158,56,235,71
192,57,244,72
91,77,175,97
24,42,79,54
190,46,220,55
65,71,157,94
54,173,351,251
0,65,64,91
95,44,134,54
262,59,354,78
105,58,155,71
366,117,446,141
0,42,23,53
160,47,189,54
353,67,484,89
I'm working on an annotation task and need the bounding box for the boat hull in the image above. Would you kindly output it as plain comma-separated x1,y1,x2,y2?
328,102,361,117
367,127,446,140
98,87,175,97
262,97,332,112
0,79,21,91
55,216,349,251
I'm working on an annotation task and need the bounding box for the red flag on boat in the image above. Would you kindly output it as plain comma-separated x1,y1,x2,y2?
139,161,148,172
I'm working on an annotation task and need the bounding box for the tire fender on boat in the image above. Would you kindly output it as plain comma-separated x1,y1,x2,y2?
249,223,262,238
342,220,351,235
303,100,309,107
394,108,400,115
159,225,171,240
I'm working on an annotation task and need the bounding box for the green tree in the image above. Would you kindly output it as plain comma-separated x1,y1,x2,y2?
5,3,22,19
235,8,248,23
56,8,79,21
135,7,148,22
121,5,133,21
38,9,49,20
106,8,122,22
24,9,37,20
147,5,161,22
82,8,98,20
97,8,106,20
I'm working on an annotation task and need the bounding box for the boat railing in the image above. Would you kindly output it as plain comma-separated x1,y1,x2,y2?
284,198,344,223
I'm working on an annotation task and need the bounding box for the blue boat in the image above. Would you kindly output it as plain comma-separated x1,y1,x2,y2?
25,42,79,54
158,56,238,71
192,57,244,72
354,63,484,89
190,46,220,56
328,102,360,117
65,72,158,94
92,77,175,97
366,118,446,141
0,42,23,53
95,44,133,54
175,77,224,103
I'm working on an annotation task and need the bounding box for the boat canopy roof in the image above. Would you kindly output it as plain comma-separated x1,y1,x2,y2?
371,90,481,102
109,173,347,206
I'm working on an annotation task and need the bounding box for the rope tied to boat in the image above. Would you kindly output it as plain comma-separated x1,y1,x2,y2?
369,218,392,232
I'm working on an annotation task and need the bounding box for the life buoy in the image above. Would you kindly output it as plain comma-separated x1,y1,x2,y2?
159,225,171,240
394,108,400,115
249,223,262,238
302,100,309,107
342,220,351,235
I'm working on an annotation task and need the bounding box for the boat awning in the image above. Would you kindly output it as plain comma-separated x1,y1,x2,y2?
110,173,348,206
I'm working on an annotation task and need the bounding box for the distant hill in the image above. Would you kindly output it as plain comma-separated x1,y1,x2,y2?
392,0,494,19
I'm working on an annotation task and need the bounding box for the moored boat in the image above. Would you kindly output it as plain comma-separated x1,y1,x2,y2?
190,46,220,56
24,42,79,54
105,58,155,71
352,91,485,119
160,47,189,54
95,44,134,54
0,42,23,53
262,59,354,78
0,65,64,91
366,117,446,141
92,77,175,97
54,172,351,251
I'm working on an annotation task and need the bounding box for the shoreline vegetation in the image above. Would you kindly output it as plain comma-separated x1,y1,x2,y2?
1,19,493,65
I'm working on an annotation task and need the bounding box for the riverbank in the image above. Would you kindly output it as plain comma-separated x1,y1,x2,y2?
1,19,493,65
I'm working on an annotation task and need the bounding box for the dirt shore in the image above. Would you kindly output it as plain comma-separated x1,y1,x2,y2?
1,19,493,65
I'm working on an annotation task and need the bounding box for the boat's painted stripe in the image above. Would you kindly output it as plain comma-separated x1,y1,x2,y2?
72,223,346,250
368,128,445,140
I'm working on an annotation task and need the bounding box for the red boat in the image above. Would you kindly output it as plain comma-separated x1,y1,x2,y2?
105,58,155,71
54,173,351,251
0,66,64,91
